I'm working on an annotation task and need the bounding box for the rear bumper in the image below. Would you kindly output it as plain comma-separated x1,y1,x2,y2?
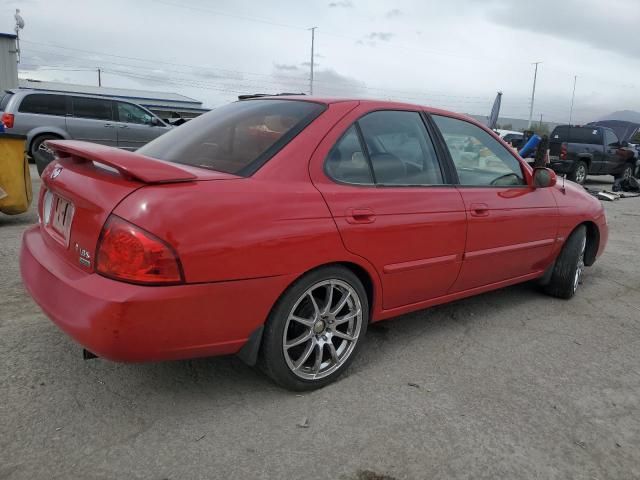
20,226,292,362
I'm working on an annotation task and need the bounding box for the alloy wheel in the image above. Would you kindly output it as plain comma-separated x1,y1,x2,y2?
573,236,587,294
575,165,587,184
282,279,363,380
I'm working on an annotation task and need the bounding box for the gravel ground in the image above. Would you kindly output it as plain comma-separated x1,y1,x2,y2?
1,167,639,480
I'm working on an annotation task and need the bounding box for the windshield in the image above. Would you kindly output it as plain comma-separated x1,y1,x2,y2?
138,99,325,176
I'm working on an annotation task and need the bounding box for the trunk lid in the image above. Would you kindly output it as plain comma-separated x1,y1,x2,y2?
39,140,238,272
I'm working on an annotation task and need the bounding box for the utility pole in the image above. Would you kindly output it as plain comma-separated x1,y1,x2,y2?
309,27,317,95
539,113,543,128
527,62,542,129
569,75,577,125
97,68,102,87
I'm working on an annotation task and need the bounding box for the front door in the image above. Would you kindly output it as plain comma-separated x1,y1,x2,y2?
430,114,559,292
67,96,118,147
115,101,170,150
310,107,467,310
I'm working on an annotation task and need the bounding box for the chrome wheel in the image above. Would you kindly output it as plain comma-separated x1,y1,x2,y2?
282,279,363,380
575,164,587,184
573,236,587,294
622,165,633,180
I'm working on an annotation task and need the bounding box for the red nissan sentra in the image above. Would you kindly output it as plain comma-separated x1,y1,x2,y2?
20,96,608,390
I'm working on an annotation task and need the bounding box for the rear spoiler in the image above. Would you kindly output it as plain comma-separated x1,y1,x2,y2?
46,140,197,184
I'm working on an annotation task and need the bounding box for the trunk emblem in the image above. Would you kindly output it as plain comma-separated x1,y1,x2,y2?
51,166,62,179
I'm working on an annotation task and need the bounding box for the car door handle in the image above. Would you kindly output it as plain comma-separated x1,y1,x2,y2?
119,124,129,129
469,203,489,217
346,208,376,224
104,123,115,128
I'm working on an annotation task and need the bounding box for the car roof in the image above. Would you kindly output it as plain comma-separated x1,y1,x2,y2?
246,95,480,124
7,88,146,106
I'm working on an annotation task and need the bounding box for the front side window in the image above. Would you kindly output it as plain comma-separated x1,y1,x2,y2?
72,97,113,121
138,99,325,176
19,94,66,116
432,115,525,187
604,129,619,146
117,102,154,125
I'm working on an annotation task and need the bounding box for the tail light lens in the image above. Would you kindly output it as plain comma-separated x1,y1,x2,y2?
96,215,183,285
560,142,567,160
1,113,14,128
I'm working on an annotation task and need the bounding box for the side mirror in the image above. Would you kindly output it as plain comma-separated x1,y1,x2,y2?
150,117,162,127
533,167,557,188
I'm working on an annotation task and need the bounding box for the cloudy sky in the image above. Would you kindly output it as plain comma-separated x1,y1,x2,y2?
1,0,638,123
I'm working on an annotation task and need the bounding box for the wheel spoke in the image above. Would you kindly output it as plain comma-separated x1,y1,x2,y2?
332,330,355,341
312,342,323,373
334,309,360,325
285,330,314,349
307,292,321,319
290,314,314,328
331,290,351,315
327,341,339,364
322,282,334,315
293,339,316,370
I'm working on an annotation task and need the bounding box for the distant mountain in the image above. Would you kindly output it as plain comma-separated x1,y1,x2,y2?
598,110,640,123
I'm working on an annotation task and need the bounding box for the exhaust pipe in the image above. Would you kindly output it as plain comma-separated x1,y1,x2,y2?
83,349,98,360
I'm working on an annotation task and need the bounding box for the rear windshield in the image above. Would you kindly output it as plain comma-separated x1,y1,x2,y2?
550,126,602,145
0,93,13,111
138,99,325,176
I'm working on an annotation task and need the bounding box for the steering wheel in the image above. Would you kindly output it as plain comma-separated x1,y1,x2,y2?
490,173,521,186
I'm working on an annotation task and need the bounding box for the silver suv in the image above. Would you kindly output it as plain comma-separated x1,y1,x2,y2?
0,89,171,175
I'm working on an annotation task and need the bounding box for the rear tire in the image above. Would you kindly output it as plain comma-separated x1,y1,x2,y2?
616,163,634,180
568,161,588,184
261,266,368,391
544,225,587,299
31,134,61,177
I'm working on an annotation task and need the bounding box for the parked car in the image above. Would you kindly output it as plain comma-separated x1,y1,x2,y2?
496,129,524,148
0,89,171,176
588,120,640,176
20,97,608,391
548,124,637,184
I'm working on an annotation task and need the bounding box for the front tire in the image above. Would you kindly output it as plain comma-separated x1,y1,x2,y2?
544,225,587,299
568,161,588,185
616,163,634,180
261,266,368,391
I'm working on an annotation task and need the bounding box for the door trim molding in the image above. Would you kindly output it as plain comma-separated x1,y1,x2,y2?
464,238,556,260
383,254,460,274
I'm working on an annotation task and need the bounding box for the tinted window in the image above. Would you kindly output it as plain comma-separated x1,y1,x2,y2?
325,126,374,185
138,100,324,176
117,102,154,125
604,129,619,146
433,115,525,187
18,94,66,116
72,97,113,121
0,93,13,111
358,111,444,185
550,126,602,145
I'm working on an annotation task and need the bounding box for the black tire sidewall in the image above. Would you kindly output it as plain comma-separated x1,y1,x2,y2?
545,225,587,299
31,135,59,176
261,266,369,391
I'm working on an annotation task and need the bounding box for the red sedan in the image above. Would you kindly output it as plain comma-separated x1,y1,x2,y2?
20,97,608,390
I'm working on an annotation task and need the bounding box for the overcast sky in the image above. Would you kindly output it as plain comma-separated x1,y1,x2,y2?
1,0,638,123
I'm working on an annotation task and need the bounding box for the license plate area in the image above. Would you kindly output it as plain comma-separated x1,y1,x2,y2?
43,189,75,247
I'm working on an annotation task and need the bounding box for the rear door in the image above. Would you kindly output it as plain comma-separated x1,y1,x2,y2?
66,96,117,147
114,101,170,150
310,106,467,310
603,129,626,174
431,114,558,292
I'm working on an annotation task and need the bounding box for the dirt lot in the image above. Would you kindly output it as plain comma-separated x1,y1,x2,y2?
1,167,639,480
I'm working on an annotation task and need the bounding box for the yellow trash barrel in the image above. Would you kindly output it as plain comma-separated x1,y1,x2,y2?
0,133,32,215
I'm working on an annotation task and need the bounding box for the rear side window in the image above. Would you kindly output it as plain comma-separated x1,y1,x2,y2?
326,126,374,185
550,126,602,145
138,100,325,176
18,94,66,116
72,97,113,121
0,93,13,111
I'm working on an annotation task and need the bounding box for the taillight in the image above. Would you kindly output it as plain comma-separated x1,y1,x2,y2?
96,215,183,285
1,113,14,128
560,143,567,160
